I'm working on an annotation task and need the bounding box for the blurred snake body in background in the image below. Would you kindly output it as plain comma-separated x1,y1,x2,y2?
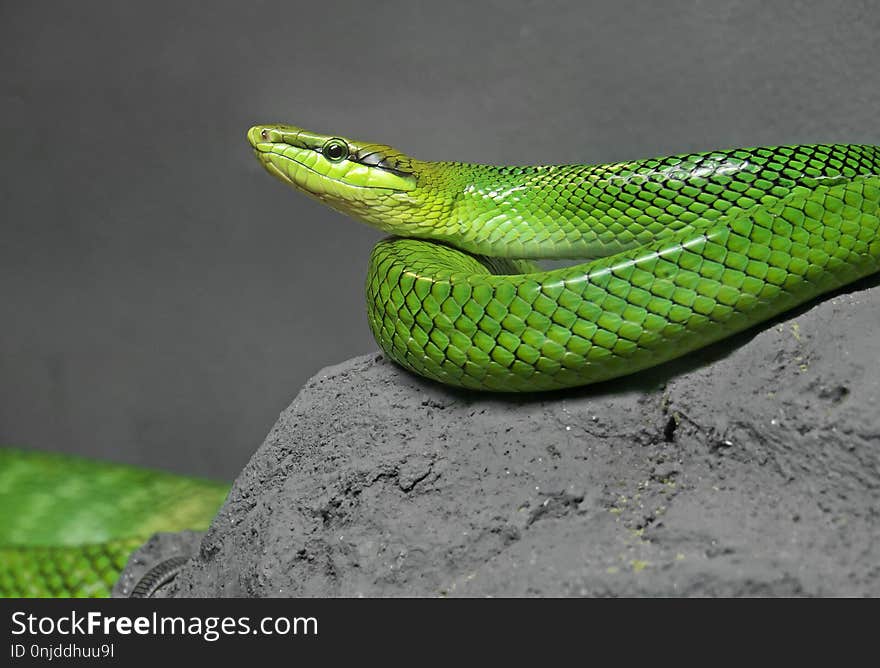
248,125,880,391
0,448,228,597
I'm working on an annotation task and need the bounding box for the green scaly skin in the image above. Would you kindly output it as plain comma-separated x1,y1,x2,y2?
0,448,229,597
249,124,880,391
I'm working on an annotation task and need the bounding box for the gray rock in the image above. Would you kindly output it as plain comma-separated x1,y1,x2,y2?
164,276,880,597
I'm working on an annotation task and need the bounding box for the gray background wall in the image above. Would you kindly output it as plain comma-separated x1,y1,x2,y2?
2,0,878,479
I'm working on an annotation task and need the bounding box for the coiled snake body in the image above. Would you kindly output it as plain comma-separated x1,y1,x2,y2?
248,125,880,391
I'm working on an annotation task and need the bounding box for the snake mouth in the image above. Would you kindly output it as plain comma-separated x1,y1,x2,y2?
252,147,407,198
252,148,333,191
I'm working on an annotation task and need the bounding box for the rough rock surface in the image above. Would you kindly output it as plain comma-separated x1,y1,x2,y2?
113,531,204,598
152,277,878,597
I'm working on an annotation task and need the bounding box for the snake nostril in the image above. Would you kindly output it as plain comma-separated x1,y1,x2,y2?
260,128,269,140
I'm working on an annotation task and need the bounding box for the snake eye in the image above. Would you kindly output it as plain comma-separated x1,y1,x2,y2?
322,138,349,162
260,128,269,140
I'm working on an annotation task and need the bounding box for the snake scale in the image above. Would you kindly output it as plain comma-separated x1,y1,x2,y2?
3,125,878,598
0,448,228,597
248,124,880,391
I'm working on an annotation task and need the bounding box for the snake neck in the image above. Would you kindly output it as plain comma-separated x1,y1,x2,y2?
380,158,728,261
371,160,610,260
392,159,714,260
371,145,880,262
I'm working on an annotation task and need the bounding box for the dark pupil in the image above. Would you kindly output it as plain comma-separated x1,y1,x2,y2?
326,143,344,159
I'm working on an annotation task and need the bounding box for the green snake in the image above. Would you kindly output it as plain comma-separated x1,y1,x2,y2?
4,126,879,598
248,124,880,391
0,448,228,597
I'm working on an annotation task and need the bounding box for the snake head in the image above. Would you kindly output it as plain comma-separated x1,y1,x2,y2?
248,124,421,231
